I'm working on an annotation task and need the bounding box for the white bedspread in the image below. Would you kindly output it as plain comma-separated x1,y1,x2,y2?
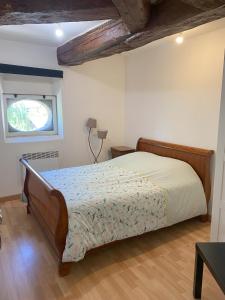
110,152,207,226
41,162,167,262
41,152,206,262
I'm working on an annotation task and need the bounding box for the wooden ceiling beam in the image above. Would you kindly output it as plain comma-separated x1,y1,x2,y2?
57,0,153,65
57,20,131,66
57,0,225,66
102,1,225,54
0,0,120,25
125,0,225,48
112,0,151,32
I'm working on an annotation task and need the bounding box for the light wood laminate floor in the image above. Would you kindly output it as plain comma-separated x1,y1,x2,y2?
0,200,224,300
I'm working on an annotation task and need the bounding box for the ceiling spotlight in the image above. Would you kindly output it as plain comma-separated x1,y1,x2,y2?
55,28,64,38
175,34,184,45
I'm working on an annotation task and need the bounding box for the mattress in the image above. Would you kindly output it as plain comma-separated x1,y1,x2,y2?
41,152,206,262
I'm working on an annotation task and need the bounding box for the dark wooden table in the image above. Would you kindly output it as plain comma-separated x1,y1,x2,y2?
111,146,135,158
193,242,225,299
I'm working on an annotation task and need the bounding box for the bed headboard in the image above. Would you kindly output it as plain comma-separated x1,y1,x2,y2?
136,138,214,205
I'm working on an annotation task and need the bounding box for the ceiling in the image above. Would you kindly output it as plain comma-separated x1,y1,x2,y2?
127,17,225,53
0,16,224,57
0,21,106,47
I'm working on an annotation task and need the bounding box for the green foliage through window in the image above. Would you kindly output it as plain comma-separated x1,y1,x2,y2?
7,101,36,132
7,99,51,132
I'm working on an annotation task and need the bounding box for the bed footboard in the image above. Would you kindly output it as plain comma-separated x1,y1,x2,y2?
20,158,70,275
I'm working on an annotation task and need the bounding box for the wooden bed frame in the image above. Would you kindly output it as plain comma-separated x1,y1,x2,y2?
20,138,213,276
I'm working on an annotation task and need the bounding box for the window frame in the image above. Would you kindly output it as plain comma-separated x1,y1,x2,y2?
2,94,58,138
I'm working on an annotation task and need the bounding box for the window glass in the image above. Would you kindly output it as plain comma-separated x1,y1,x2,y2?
3,95,58,137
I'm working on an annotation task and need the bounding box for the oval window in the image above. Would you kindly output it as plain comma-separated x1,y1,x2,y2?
7,99,52,132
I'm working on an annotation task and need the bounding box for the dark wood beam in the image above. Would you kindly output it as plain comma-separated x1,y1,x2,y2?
125,0,225,48
112,0,151,32
0,0,120,25
58,0,225,66
57,20,131,66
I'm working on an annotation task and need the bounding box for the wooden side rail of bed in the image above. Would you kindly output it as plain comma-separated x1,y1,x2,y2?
20,138,214,276
20,158,70,276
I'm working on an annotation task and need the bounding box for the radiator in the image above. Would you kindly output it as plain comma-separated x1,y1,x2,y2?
21,151,60,181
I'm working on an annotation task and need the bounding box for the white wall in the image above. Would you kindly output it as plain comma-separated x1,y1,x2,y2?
211,55,225,241
0,40,125,197
124,24,225,151
61,62,125,167
1,20,225,199
0,39,58,68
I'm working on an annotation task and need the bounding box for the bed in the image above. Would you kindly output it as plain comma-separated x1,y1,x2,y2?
20,138,213,276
